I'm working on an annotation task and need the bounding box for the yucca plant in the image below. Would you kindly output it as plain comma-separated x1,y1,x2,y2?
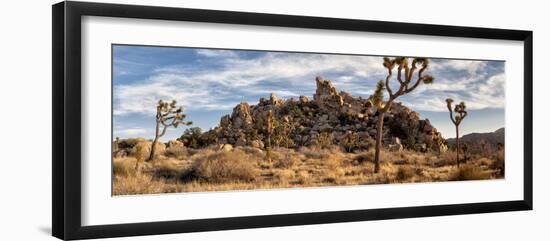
371,57,435,173
148,99,192,162
446,98,467,167
265,109,275,161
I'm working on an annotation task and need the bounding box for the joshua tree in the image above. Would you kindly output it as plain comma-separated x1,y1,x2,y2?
273,118,295,148
341,131,358,153
370,57,435,173
479,139,488,156
148,99,192,161
446,99,467,167
317,132,333,149
112,137,120,156
265,109,275,161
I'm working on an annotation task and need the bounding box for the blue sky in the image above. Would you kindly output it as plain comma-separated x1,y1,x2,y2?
113,45,505,141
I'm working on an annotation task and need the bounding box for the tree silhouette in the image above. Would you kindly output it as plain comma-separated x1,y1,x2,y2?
446,99,467,167
371,57,435,173
147,100,192,161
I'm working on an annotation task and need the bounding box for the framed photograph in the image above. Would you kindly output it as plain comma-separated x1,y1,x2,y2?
52,1,533,240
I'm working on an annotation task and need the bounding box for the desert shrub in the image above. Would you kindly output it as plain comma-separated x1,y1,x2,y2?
113,158,137,177
354,151,374,164
165,146,188,159
178,127,203,148
274,169,295,184
274,155,298,168
152,159,182,180
322,177,337,183
236,146,264,158
316,132,333,149
395,166,414,181
113,172,175,195
450,165,490,181
354,150,393,165
404,129,418,150
325,156,343,170
340,131,359,153
117,137,146,149
295,170,311,185
298,146,330,160
188,150,257,183
436,150,460,167
178,127,217,149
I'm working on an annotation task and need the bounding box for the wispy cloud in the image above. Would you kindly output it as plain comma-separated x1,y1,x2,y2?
113,48,505,117
115,128,147,136
196,49,238,58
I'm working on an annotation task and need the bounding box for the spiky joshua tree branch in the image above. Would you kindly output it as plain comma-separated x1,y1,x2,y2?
371,57,435,173
147,99,192,162
446,98,467,167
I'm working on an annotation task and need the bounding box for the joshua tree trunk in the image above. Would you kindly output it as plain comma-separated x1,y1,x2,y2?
374,112,385,173
267,132,272,160
455,125,460,167
148,120,161,162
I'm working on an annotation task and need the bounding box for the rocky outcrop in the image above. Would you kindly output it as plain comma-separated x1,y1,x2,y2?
207,76,448,152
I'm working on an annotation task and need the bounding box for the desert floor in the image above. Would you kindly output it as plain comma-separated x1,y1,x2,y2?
112,145,504,195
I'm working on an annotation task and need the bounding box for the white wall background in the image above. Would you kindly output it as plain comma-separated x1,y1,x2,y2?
0,0,546,240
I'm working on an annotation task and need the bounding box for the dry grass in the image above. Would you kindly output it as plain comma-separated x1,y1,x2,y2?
394,166,415,182
113,157,138,177
186,149,257,183
113,144,503,195
449,165,490,181
164,146,188,159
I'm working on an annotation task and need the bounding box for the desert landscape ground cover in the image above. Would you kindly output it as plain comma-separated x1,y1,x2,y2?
113,143,504,195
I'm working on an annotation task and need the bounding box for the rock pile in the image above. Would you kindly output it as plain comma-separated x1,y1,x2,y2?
208,76,447,152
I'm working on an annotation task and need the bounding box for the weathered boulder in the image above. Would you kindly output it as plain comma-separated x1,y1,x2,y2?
299,95,309,104
166,140,184,149
250,139,264,149
131,141,166,160
231,103,253,129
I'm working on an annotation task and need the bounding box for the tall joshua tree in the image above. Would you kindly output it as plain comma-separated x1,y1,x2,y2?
446,99,467,167
371,57,435,173
147,99,192,162
265,109,275,161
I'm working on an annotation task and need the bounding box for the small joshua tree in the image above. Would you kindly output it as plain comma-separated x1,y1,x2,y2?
341,131,358,153
480,139,488,156
265,109,275,161
147,99,192,162
317,132,333,149
370,57,435,173
446,99,467,167
112,137,120,156
273,118,295,148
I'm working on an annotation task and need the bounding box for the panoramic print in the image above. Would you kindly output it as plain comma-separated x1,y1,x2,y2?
111,45,506,195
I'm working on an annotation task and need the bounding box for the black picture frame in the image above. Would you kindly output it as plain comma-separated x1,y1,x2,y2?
52,1,533,240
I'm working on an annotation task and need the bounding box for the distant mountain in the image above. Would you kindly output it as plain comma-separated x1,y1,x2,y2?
447,128,504,151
